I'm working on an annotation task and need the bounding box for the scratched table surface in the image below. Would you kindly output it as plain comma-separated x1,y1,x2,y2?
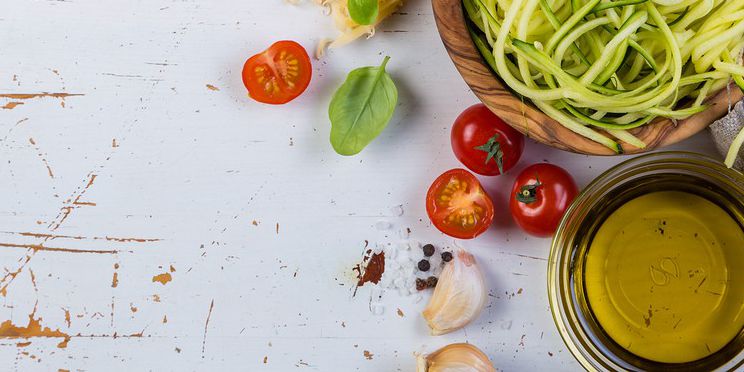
0,1,723,371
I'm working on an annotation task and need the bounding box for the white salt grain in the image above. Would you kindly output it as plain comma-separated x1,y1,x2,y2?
371,302,385,315
370,287,383,299
395,250,410,264
375,220,392,230
390,205,404,216
380,276,392,289
403,266,415,278
388,260,400,271
384,246,398,260
405,277,416,288
393,277,406,288
432,265,442,277
397,228,410,239
429,252,442,267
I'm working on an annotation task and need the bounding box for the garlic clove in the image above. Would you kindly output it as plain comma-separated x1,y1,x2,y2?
422,249,487,335
416,343,496,372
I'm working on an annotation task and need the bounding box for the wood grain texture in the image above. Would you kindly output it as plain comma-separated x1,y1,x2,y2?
0,1,726,371
432,0,744,155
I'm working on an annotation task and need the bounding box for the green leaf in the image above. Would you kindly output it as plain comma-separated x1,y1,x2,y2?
347,0,379,26
329,56,398,156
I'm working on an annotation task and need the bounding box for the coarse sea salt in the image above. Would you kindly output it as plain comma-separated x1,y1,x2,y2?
373,238,451,297
378,242,419,296
360,219,449,306
381,239,430,297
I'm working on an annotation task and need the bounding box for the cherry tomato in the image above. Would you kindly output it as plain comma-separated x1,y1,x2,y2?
509,163,578,238
426,169,495,239
242,40,312,105
451,104,525,176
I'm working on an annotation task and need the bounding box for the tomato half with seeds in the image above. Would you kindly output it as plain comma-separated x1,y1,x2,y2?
426,169,494,239
509,163,578,238
242,40,312,105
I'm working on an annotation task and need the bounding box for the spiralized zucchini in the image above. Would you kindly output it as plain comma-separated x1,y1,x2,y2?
464,0,744,152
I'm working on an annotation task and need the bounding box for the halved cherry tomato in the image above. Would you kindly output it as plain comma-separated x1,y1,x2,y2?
426,169,494,239
451,104,524,176
509,163,578,238
242,40,312,105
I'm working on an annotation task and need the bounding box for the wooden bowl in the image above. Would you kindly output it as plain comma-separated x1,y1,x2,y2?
432,0,743,155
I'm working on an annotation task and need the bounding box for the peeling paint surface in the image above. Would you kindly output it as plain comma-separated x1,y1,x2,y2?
0,1,724,371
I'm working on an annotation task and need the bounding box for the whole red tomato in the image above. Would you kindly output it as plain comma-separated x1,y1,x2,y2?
451,104,525,176
426,169,494,239
509,163,578,237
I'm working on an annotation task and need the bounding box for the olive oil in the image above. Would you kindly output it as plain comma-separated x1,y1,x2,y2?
585,190,744,363
576,174,744,365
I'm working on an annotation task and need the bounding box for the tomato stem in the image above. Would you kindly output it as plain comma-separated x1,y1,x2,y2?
516,175,542,204
473,134,504,174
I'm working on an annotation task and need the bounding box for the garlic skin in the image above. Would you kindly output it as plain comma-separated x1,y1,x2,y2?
416,343,496,372
422,249,487,335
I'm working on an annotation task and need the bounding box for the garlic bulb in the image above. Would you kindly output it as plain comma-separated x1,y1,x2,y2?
416,343,496,372
422,249,487,335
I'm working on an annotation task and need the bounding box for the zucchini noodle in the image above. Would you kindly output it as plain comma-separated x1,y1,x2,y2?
464,0,744,152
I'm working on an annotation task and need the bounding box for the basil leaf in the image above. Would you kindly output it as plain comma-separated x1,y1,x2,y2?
347,0,379,25
329,56,398,156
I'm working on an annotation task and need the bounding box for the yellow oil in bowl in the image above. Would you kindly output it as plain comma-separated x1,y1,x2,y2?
549,152,744,371
585,191,744,364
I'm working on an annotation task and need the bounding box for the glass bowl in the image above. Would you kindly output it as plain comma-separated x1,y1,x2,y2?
548,151,744,371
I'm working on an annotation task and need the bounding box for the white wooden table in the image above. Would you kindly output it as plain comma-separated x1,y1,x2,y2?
0,1,722,371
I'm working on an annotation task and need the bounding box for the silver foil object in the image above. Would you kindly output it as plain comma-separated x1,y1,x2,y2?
709,99,744,171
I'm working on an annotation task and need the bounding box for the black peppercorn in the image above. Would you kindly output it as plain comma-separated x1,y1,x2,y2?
417,259,431,272
441,251,453,262
426,276,438,288
422,244,435,257
415,278,427,291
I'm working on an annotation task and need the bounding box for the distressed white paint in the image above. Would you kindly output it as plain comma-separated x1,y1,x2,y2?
0,0,721,371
